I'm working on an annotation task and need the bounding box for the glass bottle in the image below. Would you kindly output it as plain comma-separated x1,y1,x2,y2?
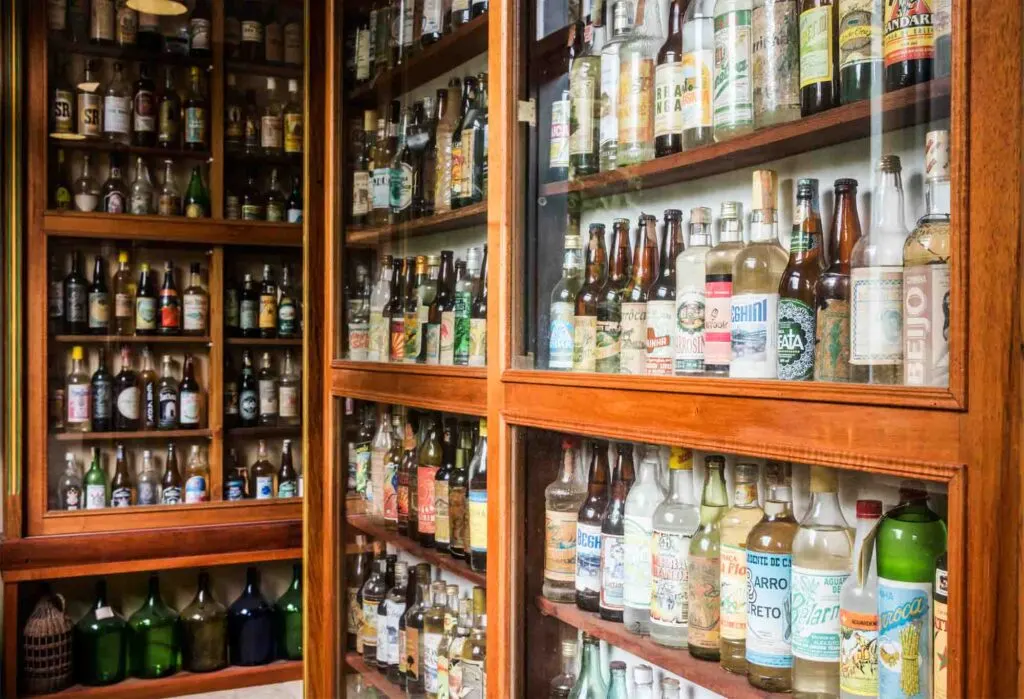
156,354,178,430
432,420,456,552
181,263,208,336
91,348,114,431
184,167,210,218
261,77,284,155
73,154,100,212
681,0,715,148
137,448,160,505
259,264,278,339
184,444,210,503
933,549,949,699
778,179,827,380
730,170,787,378
65,252,89,334
278,350,301,427
129,157,154,215
371,112,394,225
103,60,130,145
418,416,443,546
238,349,258,428
77,60,103,141
158,67,181,149
468,419,489,573
178,353,202,429
155,160,180,217
620,215,658,375
228,567,275,666
458,588,486,697
799,0,839,115
386,258,408,363
568,634,607,697
60,452,84,510
648,446,698,647
434,78,463,215
422,581,447,696
596,219,631,373
74,580,127,685
161,442,182,504
257,351,278,426
687,455,727,659
454,247,482,366
403,256,427,363
383,562,409,681
815,178,861,381
449,78,475,209
86,255,110,337
623,444,668,635
133,263,156,336
283,79,303,154
432,251,457,366
600,2,631,171
712,0,754,140
882,0,933,90
84,447,107,508
574,225,607,374
224,447,248,501
752,0,800,128
617,0,662,166
128,574,179,678
53,149,73,210
646,209,682,376
469,248,489,367
251,439,276,499
570,20,601,177
180,571,228,672
449,426,472,560
459,75,488,206
839,2,880,103
102,154,128,213
719,461,763,673
366,256,392,363
838,499,882,699
52,60,75,137
573,440,609,611
190,0,212,55
264,3,283,62
110,442,134,507
436,584,461,694
136,11,161,51
549,639,578,698
674,206,713,374
132,63,157,147
655,0,685,156
239,272,260,338
113,345,139,432
243,89,261,155
600,442,635,621
850,155,909,385
548,234,584,371
543,438,586,602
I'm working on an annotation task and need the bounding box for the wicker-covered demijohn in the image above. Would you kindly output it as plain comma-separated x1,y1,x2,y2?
21,590,74,695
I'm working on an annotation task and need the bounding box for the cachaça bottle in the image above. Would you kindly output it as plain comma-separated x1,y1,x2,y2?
183,66,208,151
161,442,182,504
838,0,881,103
731,170,787,378
573,224,607,373
75,579,127,685
454,247,482,366
617,0,662,166
179,262,209,337
752,0,800,128
352,109,374,224
815,178,861,381
258,264,278,340
368,255,394,362
549,234,584,371
468,419,489,573
84,447,107,509
65,252,89,334
87,254,110,335
112,252,135,335
933,551,949,699
779,179,827,380
434,420,457,553
137,448,160,505
103,61,130,145
469,247,489,367
91,348,114,432
102,154,128,213
179,354,202,429
704,202,746,375
600,442,635,621
620,215,658,374
396,566,421,688
181,571,228,673
449,78,476,210
158,261,180,335
133,262,156,336
369,114,392,226
376,555,397,671
570,20,601,177
569,633,608,697
434,78,463,214
596,219,631,373
882,0,932,90
839,499,882,699
649,446,698,648
719,461,762,673
389,107,415,224
436,584,461,696
279,440,299,498
543,439,586,602
422,581,447,696
575,439,610,611
404,567,431,693
549,639,578,697
110,443,134,507
359,556,386,664
387,257,406,362
459,74,488,207
251,439,276,500
397,419,415,535
128,574,179,678
60,452,83,510
799,0,839,116
429,251,456,365
238,349,258,428
370,405,393,517
228,567,275,666
418,415,443,547
600,2,631,171
655,0,685,156
132,64,156,147
745,466,798,692
184,167,209,218
646,209,681,375
129,157,155,215
113,345,139,431
623,444,667,635
851,155,908,385
347,539,370,652
77,60,103,141
675,206,713,374
383,562,409,681
688,455,727,660
712,0,754,141
903,130,951,388
158,67,182,149
449,426,472,560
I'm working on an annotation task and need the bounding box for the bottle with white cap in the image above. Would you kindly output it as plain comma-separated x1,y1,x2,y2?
633,664,655,698
661,677,681,699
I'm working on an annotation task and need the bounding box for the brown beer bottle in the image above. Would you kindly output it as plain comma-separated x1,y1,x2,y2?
596,219,632,374
645,209,682,376
575,438,610,612
654,0,684,156
882,0,933,90
799,0,839,115
619,215,658,375
573,224,608,373
813,178,861,381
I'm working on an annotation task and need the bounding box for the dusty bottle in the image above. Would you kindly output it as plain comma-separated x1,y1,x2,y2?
543,439,587,602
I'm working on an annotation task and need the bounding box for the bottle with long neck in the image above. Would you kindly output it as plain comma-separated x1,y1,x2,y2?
623,444,667,635
617,0,663,166
712,0,754,140
454,247,482,366
368,255,393,363
688,455,728,660
599,2,632,172
574,439,610,611
468,420,489,573
128,574,179,678
370,115,392,225
469,246,489,367
681,0,715,148
600,442,635,621
449,427,472,560
370,405,393,518
417,416,442,547
570,20,601,178
654,0,684,156
675,206,713,374
548,234,584,371
573,224,607,373
449,78,476,210
390,106,414,224
404,256,427,363
596,219,631,373
815,178,862,381
839,499,882,699
434,77,463,215
620,215,658,374
388,257,412,363
719,461,763,673
460,73,488,206
646,209,682,375
428,251,455,365
569,634,608,697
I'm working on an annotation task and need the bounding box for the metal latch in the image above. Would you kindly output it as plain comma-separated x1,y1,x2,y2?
518,99,536,127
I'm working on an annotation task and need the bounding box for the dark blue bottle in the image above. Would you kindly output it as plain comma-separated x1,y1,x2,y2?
227,567,275,665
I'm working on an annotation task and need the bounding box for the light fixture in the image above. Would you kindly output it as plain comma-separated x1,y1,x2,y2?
126,0,188,15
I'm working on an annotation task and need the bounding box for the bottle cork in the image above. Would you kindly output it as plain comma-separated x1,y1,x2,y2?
752,169,778,211
669,446,693,470
809,465,838,493
926,130,950,181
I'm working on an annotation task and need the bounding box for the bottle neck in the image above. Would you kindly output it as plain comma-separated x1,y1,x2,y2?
750,209,778,242
926,177,951,218
852,516,880,578
668,467,692,500
719,219,741,242
562,247,582,277
876,171,906,233
804,488,844,526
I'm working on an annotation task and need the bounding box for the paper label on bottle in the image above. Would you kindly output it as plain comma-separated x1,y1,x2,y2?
261,115,283,150
54,88,75,135
461,660,484,699
259,294,277,330
469,318,487,367
390,162,414,212
840,0,881,70
258,380,278,417
255,475,274,500
130,189,153,215
242,19,264,44
390,316,406,362
675,287,706,373
92,381,112,419
595,317,621,373
934,582,948,698
352,171,370,216
384,459,399,519
878,578,931,699
572,315,597,372
883,0,934,68
548,301,575,370
752,0,800,122
791,566,848,661
50,281,65,318
549,98,570,169
619,302,647,375
623,514,653,609
225,477,245,501
777,297,816,380
714,11,754,129
183,294,208,331
617,56,655,146
423,631,442,692
720,543,749,640
850,266,903,365
280,385,300,419
67,283,87,322
78,93,102,138
569,65,598,156
347,586,361,635
133,90,155,133
95,606,114,621
159,385,178,427
439,312,456,365
88,292,110,328
180,390,200,426
462,129,478,198
240,388,258,422
813,297,851,380
135,480,155,505
161,485,181,505
417,465,438,533
63,486,81,511
545,509,577,583
114,292,131,320
435,480,451,544
362,600,379,646
450,143,465,201
681,50,714,132
730,293,779,378
85,484,106,509
575,522,602,593
105,190,126,214
645,300,675,375
600,532,626,611
116,387,139,420
68,384,90,424
103,96,130,135
190,17,211,49
368,311,387,362
424,322,441,364
469,489,487,552
422,0,442,33
185,475,208,503
903,262,950,387
450,486,468,551
160,298,180,330
404,312,421,361
599,51,620,152
688,554,721,647
111,486,131,507
703,277,732,368
405,626,420,678
454,291,473,364
650,529,689,627
654,63,684,138
840,608,880,696
746,550,793,668
800,6,835,88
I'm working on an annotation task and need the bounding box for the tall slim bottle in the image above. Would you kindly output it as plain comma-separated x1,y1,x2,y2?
449,427,472,560
713,0,754,141
620,215,658,374
600,3,631,171
432,251,457,365
839,499,882,699
368,255,394,363
623,444,667,635
569,20,601,177
422,582,447,697
468,419,489,573
655,0,685,156
434,78,463,215
617,0,662,166
704,202,746,375
752,0,800,128
404,256,428,363
418,416,442,547
370,405,393,518
646,209,681,375
596,219,631,373
688,455,728,660
469,247,488,367
390,258,412,363
548,235,584,371
454,247,482,366
276,562,304,660
574,224,607,373
680,0,715,148
719,461,763,673
799,0,839,115
574,440,609,610
815,178,861,381
675,206,713,374
361,557,388,664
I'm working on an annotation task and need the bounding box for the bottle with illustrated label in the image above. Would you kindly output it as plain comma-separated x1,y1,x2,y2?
396,418,415,535
137,449,160,505
731,170,787,379
65,252,89,334
77,60,103,142
184,444,210,504
134,263,157,336
655,0,684,156
791,467,852,696
688,455,728,660
543,438,586,603
88,255,110,335
91,349,114,432
449,427,472,560
600,442,635,621
247,439,274,500
599,2,631,172
161,442,182,505
596,219,631,373
60,452,84,510
102,154,128,213
468,420,488,573
607,661,629,699
649,446,698,648
576,439,610,611
368,255,393,362
569,633,608,698
156,354,178,430
435,78,462,214
574,224,607,373
259,265,278,339
113,345,139,431
719,461,762,673
436,584,461,695
277,440,299,498
876,484,946,699
129,157,154,215
674,206,712,375
549,234,584,371
646,209,681,375
422,582,446,696
570,20,601,178
360,556,386,664
620,215,658,375
704,202,746,375
158,261,180,335
389,108,414,224
65,345,91,433
454,248,482,366
623,444,667,635
181,263,208,335
745,466,797,692
53,149,73,211
617,0,662,166
838,0,880,103
815,178,861,381
903,130,951,388
158,67,181,149
839,499,881,699
933,551,948,699
850,155,908,385
256,351,278,427
449,79,474,209
882,0,933,91
459,73,487,207
178,354,202,428
403,256,426,363
432,420,456,552
84,447,107,509
238,349,259,428
417,416,442,546
386,258,406,363
370,405,392,517
751,0,800,129
383,562,409,682
278,350,301,427
713,0,754,140
779,179,826,381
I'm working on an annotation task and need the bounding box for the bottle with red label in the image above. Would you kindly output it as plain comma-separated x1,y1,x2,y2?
883,0,934,91
157,261,180,335
703,202,746,376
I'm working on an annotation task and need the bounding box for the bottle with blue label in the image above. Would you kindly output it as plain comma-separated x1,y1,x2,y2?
548,234,583,370
277,439,299,498
251,439,277,500
225,448,247,501
184,444,210,504
575,439,609,611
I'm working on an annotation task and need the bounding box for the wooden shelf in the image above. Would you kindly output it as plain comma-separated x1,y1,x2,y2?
347,14,489,105
536,597,784,698
331,361,488,416
346,515,486,587
345,653,405,699
48,137,211,161
542,78,951,198
226,425,302,438
347,202,487,247
226,337,304,346
48,37,213,69
226,59,304,80
28,660,302,699
52,428,212,442
43,212,303,247
53,334,212,345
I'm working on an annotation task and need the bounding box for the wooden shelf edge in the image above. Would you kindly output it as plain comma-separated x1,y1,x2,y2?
53,335,212,345
225,337,305,346
225,425,303,438
226,59,305,79
43,213,303,247
535,597,784,698
345,515,487,587
47,137,212,161
331,363,488,416
52,428,213,442
344,653,405,699
346,202,487,247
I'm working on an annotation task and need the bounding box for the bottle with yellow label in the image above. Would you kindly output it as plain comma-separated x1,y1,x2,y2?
719,461,763,673
467,419,489,573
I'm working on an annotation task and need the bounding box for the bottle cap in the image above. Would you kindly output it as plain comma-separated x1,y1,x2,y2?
663,208,682,221
879,154,902,172
633,664,653,684
690,206,712,225
720,200,742,219
856,499,883,518
71,346,84,360
610,660,627,672
751,169,778,211
809,465,838,493
926,130,951,180
668,446,692,470
704,454,726,470
588,222,606,234
833,177,858,191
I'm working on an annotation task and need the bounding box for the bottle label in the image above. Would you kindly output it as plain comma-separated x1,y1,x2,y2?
242,19,264,44
617,55,655,146
450,143,464,201
67,283,87,322
261,116,283,149
267,201,287,222
544,509,578,583
439,311,456,365
850,266,903,365
362,600,379,646
595,318,621,373
190,17,211,49
117,7,137,44
462,130,478,200
423,322,441,364
840,608,880,696
730,292,779,379
435,480,451,544
116,387,139,420
111,486,132,507
815,297,851,381
702,277,732,371
390,162,414,211
240,299,258,331
549,98,570,169
752,0,800,122
878,578,931,699
92,381,111,419
266,23,284,62
903,262,950,387
74,192,99,212
63,486,81,511
103,96,130,134
548,301,575,370
469,489,487,552
650,528,689,627
54,89,74,134
88,292,110,328
49,0,67,30
417,465,438,533
450,486,468,551
133,89,155,133
618,302,648,375
367,312,385,361
405,626,420,679
78,93,102,138
355,443,371,496
654,62,684,138
183,294,208,331
720,543,748,641
688,554,721,648
645,299,675,376
422,0,442,33
461,660,484,699
746,550,793,668
138,481,157,505
675,288,705,373
160,299,180,329
883,0,934,69
161,485,181,505
86,484,106,509
68,384,90,423
114,292,131,320
259,294,277,329
599,52,620,151
934,573,948,699
256,475,274,499
239,387,258,422
600,532,626,611
569,63,597,155
469,318,487,367
158,386,178,426
840,0,881,70
572,315,597,372
105,190,126,214
180,391,200,425
390,316,406,362
352,171,370,216
258,379,278,416
681,50,714,131
385,601,405,666
791,565,848,661
185,475,208,503
279,480,297,498
800,6,834,88
284,113,303,153
280,385,299,419
423,631,442,692
623,514,653,609
713,11,754,130
575,522,602,594
347,586,361,635
371,167,390,211
777,297,816,380
130,189,153,215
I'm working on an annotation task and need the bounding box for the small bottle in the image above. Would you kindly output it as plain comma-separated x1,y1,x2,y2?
184,444,210,503
257,351,278,427
278,264,300,339
548,234,584,371
278,440,299,497
60,452,84,510
681,0,715,148
84,447,107,509
157,261,181,335
161,443,182,504
184,66,208,151
135,263,157,335
137,449,160,505
224,448,248,501
132,63,156,147
600,443,635,621
266,168,286,222
575,440,610,610
240,273,260,338
239,350,259,428
548,639,578,698
178,354,202,429
687,455,728,660
102,154,129,213
251,439,277,499
606,661,629,699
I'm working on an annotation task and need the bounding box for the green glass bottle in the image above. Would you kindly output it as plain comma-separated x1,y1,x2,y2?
128,574,179,678
183,167,210,219
180,570,228,673
74,579,127,686
568,633,607,698
276,562,304,660
605,661,630,699
84,447,108,510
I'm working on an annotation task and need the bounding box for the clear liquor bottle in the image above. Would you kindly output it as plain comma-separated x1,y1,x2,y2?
103,61,131,145
548,234,584,371
361,558,388,665
675,206,713,374
606,661,629,699
688,455,728,659
278,350,301,427
681,0,715,148
600,442,635,621
649,446,698,647
569,20,601,178
422,581,447,698
383,561,409,682
261,77,284,155
704,201,745,375
60,451,84,510
543,438,586,602
368,255,394,362
568,634,607,697
600,2,631,172
459,587,487,697
596,219,631,373
838,499,882,699
435,584,460,696
712,0,754,141
655,0,685,157
646,209,681,375
719,460,763,673
129,157,154,215
548,639,578,698
623,444,667,635
617,0,662,166
257,351,278,427
454,247,482,366
251,439,277,500
752,0,800,129
157,160,181,216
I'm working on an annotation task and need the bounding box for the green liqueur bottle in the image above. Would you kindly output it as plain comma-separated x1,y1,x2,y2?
184,166,210,218
128,574,179,678
568,633,607,698
75,579,127,686
276,562,304,660
180,570,228,673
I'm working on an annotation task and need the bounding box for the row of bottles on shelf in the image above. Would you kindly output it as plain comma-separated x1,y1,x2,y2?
549,132,950,386
347,402,488,574
347,248,488,366
53,152,210,216
541,439,947,696
225,169,305,223
225,263,303,338
46,0,303,66
21,566,302,692
225,74,305,157
350,73,488,226
346,0,488,85
549,637,681,698
550,0,952,181
225,349,303,429
348,548,487,698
